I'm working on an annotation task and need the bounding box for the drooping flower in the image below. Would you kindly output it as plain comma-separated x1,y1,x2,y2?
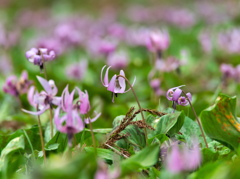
3,71,32,97
25,47,56,70
166,86,192,110
101,65,136,102
22,76,61,115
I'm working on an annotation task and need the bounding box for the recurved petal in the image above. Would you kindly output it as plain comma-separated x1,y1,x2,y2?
37,76,52,94
107,74,117,93
172,88,182,101
118,70,126,93
22,105,49,116
84,112,101,124
124,76,136,93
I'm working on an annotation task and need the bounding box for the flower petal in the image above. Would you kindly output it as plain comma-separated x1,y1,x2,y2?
84,112,101,124
22,105,49,116
107,74,117,93
172,88,182,101
118,70,126,93
37,76,52,94
124,76,136,93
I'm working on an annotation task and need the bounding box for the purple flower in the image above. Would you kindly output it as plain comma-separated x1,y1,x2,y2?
166,140,201,173
77,88,90,114
61,86,101,123
22,76,61,115
94,160,120,179
101,65,136,102
150,79,165,97
166,86,192,109
25,48,56,69
3,71,32,97
220,63,235,79
146,29,170,52
54,106,84,146
55,85,101,145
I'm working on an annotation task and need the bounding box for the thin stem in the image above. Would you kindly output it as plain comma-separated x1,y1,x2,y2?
89,121,97,155
43,62,48,80
41,54,48,80
49,107,54,138
117,75,148,146
23,129,36,163
36,111,47,164
104,144,128,158
182,91,209,148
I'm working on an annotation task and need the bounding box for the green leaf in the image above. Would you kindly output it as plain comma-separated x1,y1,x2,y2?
180,116,211,145
0,135,25,158
120,144,160,176
200,94,240,151
0,135,25,170
120,125,146,149
152,111,185,136
45,143,60,151
84,147,114,161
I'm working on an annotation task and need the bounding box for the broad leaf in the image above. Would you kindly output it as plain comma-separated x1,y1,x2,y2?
151,111,185,136
120,144,160,176
200,94,240,151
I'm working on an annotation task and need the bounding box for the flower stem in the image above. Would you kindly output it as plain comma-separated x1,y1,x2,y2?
23,129,36,163
36,108,47,164
117,75,148,146
49,107,54,139
89,121,97,155
182,91,209,148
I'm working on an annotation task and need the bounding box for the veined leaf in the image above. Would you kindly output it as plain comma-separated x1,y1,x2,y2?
200,94,240,151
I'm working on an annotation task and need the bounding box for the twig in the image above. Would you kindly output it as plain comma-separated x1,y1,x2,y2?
104,143,129,158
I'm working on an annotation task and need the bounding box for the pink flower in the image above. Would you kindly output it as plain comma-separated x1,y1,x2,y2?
3,71,32,97
54,106,84,146
166,140,201,173
22,76,61,115
66,60,88,80
101,65,136,102
25,48,56,69
61,86,101,123
146,29,170,52
107,51,129,70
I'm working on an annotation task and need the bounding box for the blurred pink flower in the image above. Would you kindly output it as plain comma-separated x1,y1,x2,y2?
155,57,184,72
66,60,88,80
150,79,165,96
166,140,201,173
107,51,129,70
3,71,32,97
146,29,170,52
22,76,61,116
95,160,120,179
